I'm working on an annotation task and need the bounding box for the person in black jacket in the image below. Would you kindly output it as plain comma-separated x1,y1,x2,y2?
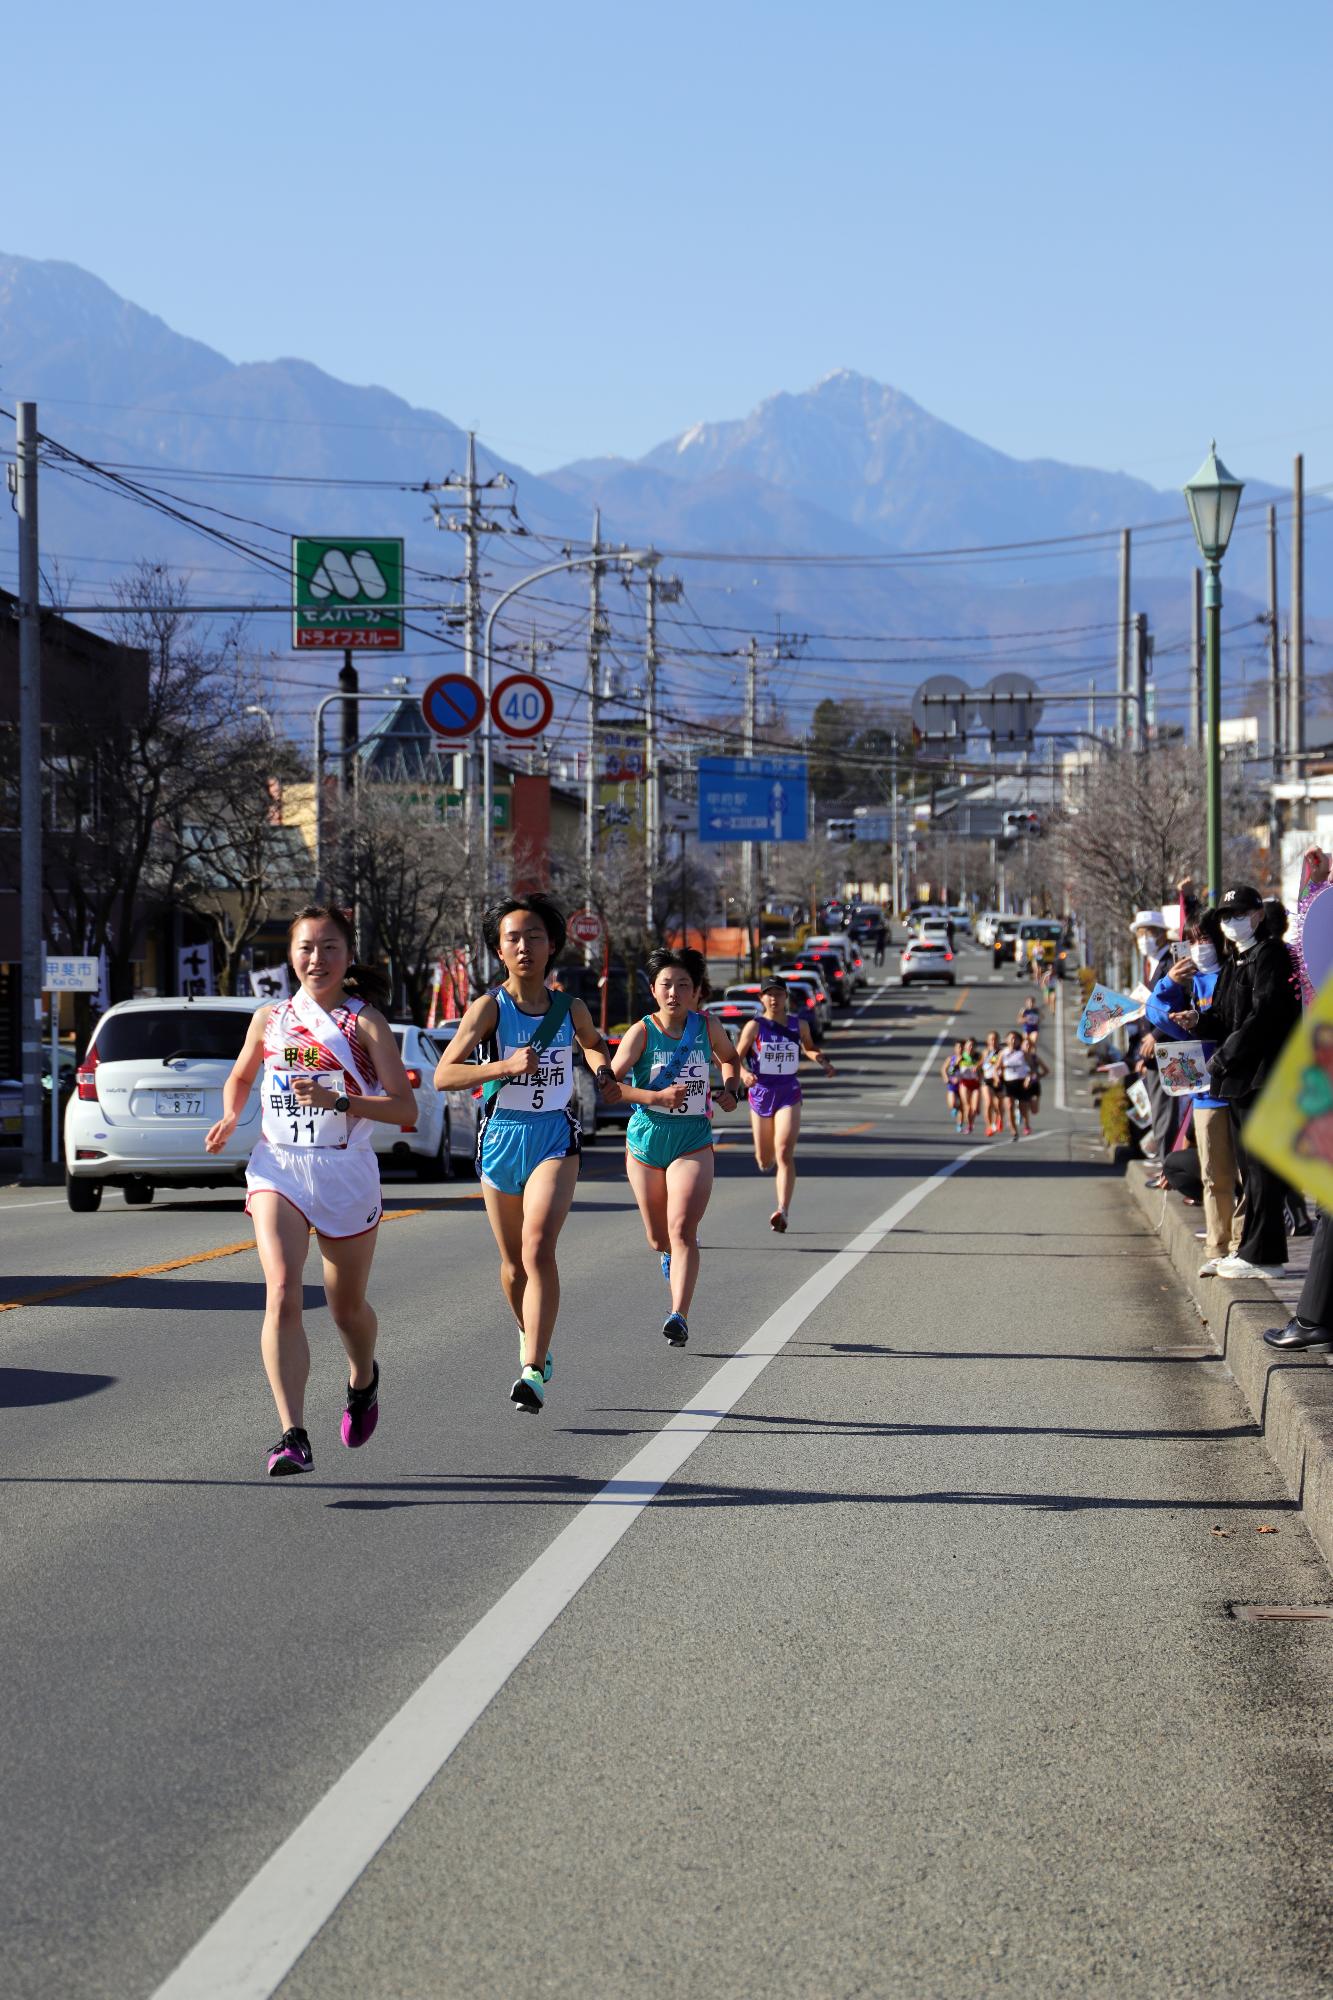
1187,883,1302,1275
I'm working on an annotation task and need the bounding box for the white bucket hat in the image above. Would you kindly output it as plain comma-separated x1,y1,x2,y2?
1129,908,1167,933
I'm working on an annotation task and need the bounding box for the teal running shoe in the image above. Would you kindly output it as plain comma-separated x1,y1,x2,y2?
510,1366,546,1413
518,1339,554,1384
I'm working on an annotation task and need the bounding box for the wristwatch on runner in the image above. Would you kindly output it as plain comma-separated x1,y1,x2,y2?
333,1092,350,1114
595,1065,613,1086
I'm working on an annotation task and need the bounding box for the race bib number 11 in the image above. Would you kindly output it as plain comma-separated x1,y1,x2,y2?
263,1068,349,1148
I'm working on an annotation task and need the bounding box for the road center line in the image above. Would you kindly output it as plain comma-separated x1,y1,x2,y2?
149,1140,998,2000
0,1209,430,1314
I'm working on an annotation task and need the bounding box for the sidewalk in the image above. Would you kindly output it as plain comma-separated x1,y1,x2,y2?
1125,1163,1333,1574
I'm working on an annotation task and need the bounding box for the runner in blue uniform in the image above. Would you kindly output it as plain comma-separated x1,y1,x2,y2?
734,977,835,1231
433,895,620,1412
611,947,742,1346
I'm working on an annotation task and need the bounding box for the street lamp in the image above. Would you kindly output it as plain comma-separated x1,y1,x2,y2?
1183,442,1245,905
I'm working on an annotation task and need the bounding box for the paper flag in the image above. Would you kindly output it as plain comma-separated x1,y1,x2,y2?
1125,1077,1152,1126
1155,1039,1209,1098
1076,983,1146,1045
1243,985,1333,1205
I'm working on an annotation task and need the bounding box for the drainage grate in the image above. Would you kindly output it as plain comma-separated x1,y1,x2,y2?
1228,1604,1333,1623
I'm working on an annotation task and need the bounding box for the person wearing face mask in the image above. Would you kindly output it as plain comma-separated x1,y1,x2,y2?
1150,910,1236,1269
1127,908,1177,1168
1189,884,1302,1277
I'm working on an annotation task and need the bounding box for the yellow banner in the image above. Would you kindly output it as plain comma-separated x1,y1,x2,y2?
1243,981,1333,1202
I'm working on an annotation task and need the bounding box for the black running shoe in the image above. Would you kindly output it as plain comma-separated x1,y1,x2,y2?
662,1312,689,1347
510,1366,546,1413
267,1428,313,1476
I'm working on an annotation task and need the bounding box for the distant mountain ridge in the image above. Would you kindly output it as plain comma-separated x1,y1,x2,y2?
0,251,1322,744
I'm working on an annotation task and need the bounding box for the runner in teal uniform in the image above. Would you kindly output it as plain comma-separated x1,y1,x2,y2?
434,894,621,1412
612,947,742,1346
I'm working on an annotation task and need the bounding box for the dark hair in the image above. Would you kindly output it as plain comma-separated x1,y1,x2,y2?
1185,907,1225,955
482,894,567,959
1263,897,1289,940
646,946,710,1001
287,904,392,1011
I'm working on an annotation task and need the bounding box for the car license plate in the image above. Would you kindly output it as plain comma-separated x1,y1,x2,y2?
156,1091,205,1117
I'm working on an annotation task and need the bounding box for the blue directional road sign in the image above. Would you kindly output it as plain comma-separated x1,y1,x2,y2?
697,755,808,844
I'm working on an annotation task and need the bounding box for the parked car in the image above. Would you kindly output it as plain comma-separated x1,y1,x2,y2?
774,972,829,1040
63,996,262,1209
900,939,956,987
371,1023,477,1179
992,917,1023,966
0,1049,79,1144
805,934,866,990
705,997,762,1031
792,950,851,1007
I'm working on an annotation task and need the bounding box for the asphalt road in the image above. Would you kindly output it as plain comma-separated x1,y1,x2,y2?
3,954,1332,2000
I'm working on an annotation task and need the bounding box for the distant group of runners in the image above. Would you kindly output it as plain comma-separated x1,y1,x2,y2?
207,895,838,1473
941,995,1049,1139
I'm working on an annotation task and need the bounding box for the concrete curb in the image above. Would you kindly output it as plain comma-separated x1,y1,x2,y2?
1125,1162,1333,1574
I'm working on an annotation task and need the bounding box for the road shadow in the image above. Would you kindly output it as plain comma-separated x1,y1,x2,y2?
0,1366,117,1406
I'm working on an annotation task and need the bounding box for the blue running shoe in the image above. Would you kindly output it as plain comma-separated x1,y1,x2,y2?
660,1251,672,1290
662,1312,689,1348
510,1366,546,1413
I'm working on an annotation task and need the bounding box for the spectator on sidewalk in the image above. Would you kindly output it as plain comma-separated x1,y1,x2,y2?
1190,884,1302,1277
1151,908,1238,1272
1128,908,1177,1168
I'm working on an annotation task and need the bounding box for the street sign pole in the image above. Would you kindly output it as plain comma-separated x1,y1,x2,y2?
17,403,44,1186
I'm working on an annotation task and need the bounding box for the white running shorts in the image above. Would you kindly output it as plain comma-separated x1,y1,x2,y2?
245,1140,383,1240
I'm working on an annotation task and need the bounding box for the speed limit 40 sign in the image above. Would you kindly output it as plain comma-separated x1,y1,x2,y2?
491,672,554,739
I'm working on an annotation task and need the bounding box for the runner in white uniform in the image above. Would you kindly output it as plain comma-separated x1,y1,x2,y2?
1000,1030,1033,1141
206,905,415,1476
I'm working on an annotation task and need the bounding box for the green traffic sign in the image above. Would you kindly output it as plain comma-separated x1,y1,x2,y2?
292,537,404,651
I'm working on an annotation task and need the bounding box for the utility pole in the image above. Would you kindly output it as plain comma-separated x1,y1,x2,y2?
1267,504,1283,775
1190,569,1203,749
1290,452,1305,776
641,568,681,939
15,404,43,1185
890,736,901,920
584,509,602,907
743,636,758,974
461,432,480,867
1116,529,1132,748
1131,613,1150,752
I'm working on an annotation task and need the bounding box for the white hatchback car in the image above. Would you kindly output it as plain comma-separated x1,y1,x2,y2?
64,996,262,1210
900,939,956,986
373,1023,479,1180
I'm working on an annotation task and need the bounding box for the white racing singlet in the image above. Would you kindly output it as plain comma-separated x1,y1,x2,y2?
259,990,377,1150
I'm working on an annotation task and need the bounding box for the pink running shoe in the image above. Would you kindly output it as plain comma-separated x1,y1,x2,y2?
341,1362,380,1449
267,1428,313,1477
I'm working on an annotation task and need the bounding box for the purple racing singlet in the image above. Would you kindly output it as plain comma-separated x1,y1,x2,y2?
747,1017,804,1118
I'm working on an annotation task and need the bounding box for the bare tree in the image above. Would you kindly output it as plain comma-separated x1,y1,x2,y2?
37,566,275,1006
337,783,473,1021
1050,742,1264,967
175,751,310,994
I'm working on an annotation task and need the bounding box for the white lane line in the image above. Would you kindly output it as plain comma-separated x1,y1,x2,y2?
897,1025,950,1107
1054,979,1068,1112
149,1141,996,2000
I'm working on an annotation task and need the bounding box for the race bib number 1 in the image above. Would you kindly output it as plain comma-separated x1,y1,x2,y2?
761,1038,800,1077
263,1068,349,1148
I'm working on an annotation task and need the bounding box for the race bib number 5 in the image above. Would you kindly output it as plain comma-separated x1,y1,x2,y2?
499,1045,572,1115
262,1068,349,1148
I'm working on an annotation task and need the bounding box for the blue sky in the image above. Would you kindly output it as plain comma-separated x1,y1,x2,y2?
10,0,1331,489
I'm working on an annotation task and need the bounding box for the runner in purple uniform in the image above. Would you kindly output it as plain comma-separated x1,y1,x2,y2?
735,978,835,1232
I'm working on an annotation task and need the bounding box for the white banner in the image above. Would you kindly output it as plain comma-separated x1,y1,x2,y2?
249,963,292,1002
178,943,215,997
